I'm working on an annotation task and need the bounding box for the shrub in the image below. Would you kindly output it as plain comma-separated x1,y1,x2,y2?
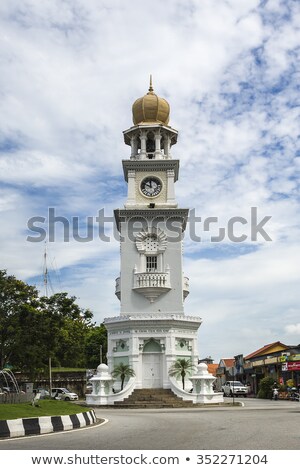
257,376,276,399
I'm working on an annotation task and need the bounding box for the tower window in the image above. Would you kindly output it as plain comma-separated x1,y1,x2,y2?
146,256,157,272
145,235,158,252
146,138,155,153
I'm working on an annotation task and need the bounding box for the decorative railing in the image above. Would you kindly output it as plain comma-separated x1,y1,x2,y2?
108,377,136,404
116,273,190,303
133,271,171,303
169,376,197,402
134,272,171,289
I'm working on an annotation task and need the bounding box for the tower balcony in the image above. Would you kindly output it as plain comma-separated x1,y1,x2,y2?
133,271,171,303
183,276,190,300
116,273,189,302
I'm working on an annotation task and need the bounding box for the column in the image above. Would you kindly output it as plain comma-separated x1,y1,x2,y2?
139,130,147,158
154,129,162,158
164,134,171,159
132,335,142,388
130,135,138,159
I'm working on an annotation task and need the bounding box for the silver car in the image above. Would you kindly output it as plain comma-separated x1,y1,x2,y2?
51,387,78,401
222,381,248,397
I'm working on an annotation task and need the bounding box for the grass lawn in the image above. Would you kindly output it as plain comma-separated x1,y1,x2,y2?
0,400,91,421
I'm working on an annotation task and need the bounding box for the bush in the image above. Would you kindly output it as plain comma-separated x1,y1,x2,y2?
257,376,276,399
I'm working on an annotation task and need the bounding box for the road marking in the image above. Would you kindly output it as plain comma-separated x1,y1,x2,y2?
0,419,109,442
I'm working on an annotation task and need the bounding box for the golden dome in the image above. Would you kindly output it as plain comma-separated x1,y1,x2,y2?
132,76,170,125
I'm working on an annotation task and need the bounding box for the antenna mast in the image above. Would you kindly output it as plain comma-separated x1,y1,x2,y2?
43,242,48,297
43,242,52,394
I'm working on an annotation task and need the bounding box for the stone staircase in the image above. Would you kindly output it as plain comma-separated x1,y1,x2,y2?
113,388,195,408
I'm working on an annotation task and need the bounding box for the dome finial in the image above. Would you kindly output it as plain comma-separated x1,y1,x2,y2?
148,74,154,93
132,77,170,125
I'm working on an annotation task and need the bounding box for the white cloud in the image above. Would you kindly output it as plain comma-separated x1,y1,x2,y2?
0,0,299,362
284,323,300,336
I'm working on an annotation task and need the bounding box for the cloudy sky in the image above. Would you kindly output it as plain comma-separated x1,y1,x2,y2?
0,0,299,363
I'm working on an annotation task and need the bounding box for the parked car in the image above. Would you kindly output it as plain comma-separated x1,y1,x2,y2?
33,388,50,399
51,388,78,401
222,381,248,397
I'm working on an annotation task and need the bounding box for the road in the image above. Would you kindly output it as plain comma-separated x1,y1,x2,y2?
0,398,299,450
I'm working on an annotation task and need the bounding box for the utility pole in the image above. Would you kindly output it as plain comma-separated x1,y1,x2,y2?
43,242,52,394
49,356,52,395
100,345,103,364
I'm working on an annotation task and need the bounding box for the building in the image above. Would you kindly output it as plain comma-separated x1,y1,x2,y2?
214,342,300,396
244,342,300,394
104,79,202,392
216,358,235,390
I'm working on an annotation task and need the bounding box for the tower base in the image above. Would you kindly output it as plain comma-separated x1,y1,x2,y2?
104,313,202,391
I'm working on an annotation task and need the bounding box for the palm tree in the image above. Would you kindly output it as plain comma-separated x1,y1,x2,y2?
169,358,196,390
112,363,135,391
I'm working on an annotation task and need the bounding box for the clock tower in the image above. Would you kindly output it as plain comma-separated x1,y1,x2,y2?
104,78,202,392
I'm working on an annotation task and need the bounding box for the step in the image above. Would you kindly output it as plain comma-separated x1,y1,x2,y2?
113,388,195,408
124,395,184,401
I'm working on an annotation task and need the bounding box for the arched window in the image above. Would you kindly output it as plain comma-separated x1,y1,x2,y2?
135,229,167,273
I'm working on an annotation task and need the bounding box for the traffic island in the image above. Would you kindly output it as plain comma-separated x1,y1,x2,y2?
0,410,97,439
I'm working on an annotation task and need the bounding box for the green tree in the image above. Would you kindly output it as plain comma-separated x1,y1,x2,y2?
257,376,277,399
0,269,98,377
10,303,50,377
112,363,135,390
169,358,196,390
39,292,95,369
84,324,108,368
0,270,40,370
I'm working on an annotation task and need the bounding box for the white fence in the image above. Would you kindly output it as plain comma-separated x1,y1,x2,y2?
0,392,34,404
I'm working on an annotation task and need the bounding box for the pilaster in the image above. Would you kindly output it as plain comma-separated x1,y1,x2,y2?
166,169,176,205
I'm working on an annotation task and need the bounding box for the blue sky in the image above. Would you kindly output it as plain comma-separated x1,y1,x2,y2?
0,0,299,363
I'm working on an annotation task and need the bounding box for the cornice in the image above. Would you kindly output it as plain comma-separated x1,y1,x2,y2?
114,208,189,232
104,314,202,331
122,159,179,182
123,123,178,146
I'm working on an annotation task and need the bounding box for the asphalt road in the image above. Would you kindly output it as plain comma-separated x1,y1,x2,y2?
0,398,299,450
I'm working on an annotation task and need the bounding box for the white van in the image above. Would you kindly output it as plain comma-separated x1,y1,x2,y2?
51,388,78,401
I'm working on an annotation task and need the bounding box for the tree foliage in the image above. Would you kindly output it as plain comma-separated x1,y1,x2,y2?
112,363,135,390
38,293,94,369
169,358,196,390
84,324,108,369
0,269,106,379
257,376,277,399
0,269,40,370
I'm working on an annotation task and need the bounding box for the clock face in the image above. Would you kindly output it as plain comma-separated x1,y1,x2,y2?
140,176,162,197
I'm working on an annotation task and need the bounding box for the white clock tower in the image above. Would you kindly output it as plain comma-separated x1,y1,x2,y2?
104,78,202,392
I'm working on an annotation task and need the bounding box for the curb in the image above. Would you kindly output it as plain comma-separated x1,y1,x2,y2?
0,410,97,439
